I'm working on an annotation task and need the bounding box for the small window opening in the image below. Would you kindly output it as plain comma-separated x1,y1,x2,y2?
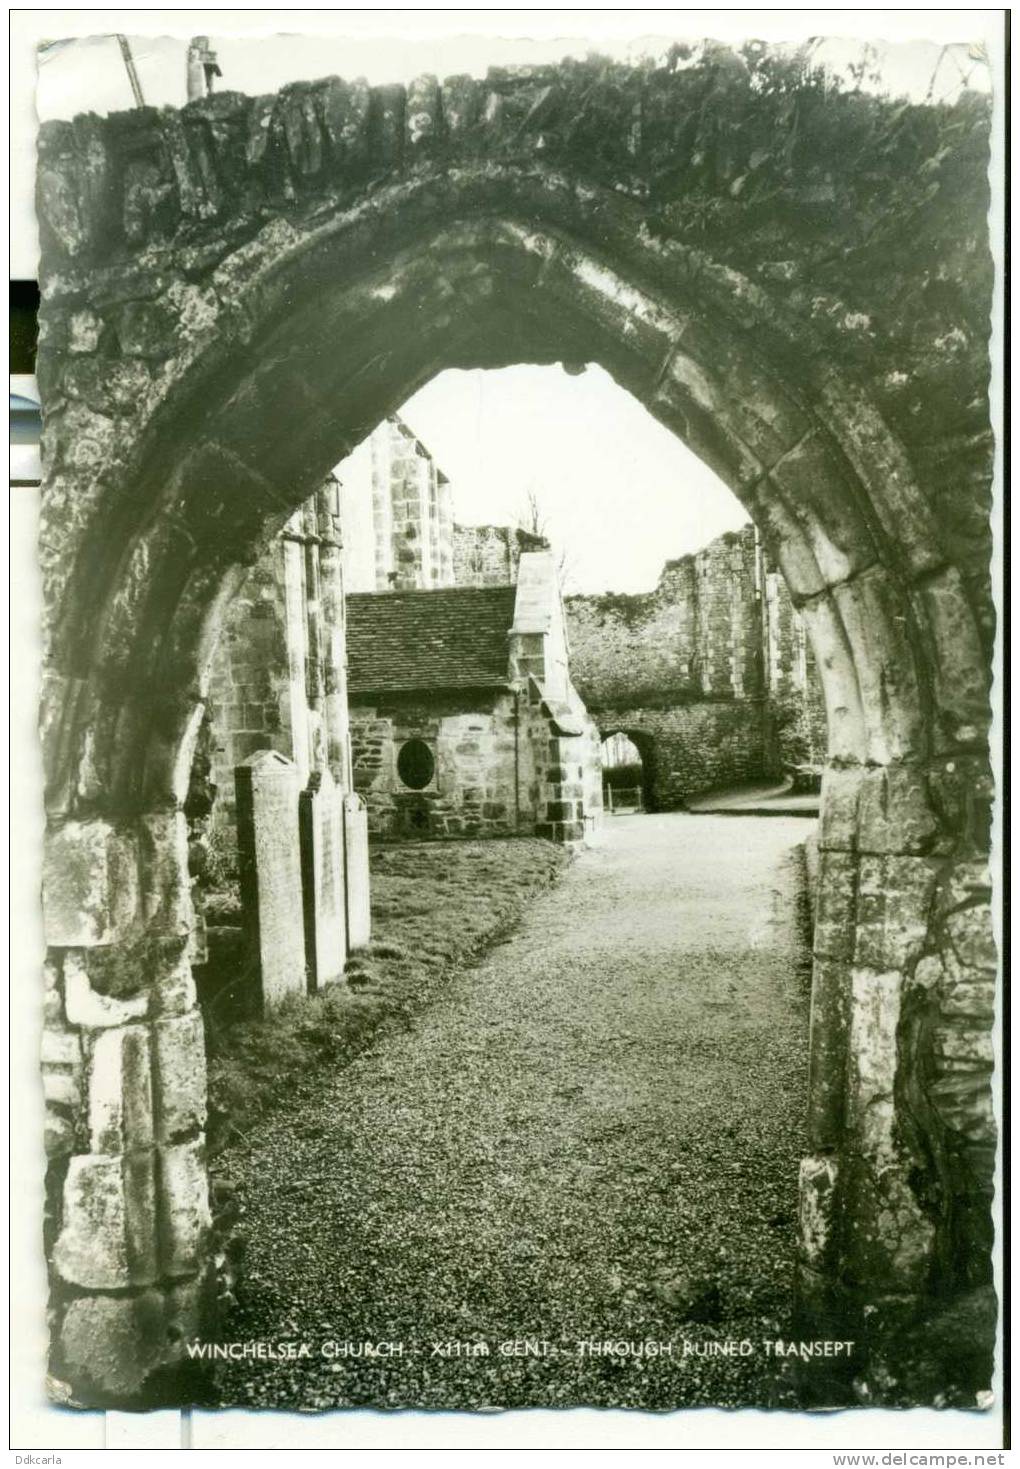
397,738,435,789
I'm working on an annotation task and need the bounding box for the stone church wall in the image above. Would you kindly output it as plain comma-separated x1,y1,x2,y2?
566,524,826,806
187,479,364,1015
350,687,600,845
594,700,769,810
350,692,528,840
203,538,305,833
202,486,347,836
349,552,602,845
453,523,550,588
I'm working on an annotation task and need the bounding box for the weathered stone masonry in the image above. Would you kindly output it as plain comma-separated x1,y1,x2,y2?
36,51,997,1404
453,522,551,588
566,524,827,807
203,479,354,807
337,418,551,596
339,416,456,592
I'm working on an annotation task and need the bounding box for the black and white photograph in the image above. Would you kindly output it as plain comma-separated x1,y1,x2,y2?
10,7,1006,1454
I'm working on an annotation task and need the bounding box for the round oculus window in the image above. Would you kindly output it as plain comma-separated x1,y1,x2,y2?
397,738,435,790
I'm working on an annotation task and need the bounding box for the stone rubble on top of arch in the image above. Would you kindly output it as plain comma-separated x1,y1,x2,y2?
34,47,998,1410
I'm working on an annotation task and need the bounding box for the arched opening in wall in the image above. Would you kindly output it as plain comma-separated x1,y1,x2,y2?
184,350,763,1033
600,730,653,813
60,328,836,1411
137,346,837,1411
39,251,906,1409
36,104,995,1412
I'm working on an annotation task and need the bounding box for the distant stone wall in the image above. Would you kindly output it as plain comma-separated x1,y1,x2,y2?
379,418,455,590
567,527,762,709
453,524,550,587
566,524,826,804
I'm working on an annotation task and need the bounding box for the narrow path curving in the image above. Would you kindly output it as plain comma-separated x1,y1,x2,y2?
216,813,813,1411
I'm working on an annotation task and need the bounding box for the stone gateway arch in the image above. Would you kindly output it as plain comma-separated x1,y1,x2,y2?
35,52,997,1406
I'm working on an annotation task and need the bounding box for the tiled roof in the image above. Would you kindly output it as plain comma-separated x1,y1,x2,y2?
345,586,516,695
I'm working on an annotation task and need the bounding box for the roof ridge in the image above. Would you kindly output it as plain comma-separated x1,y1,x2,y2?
346,584,515,598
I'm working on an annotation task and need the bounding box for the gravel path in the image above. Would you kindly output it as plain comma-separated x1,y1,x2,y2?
215,814,813,1411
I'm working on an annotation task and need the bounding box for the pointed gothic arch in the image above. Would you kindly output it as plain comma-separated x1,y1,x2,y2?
36,60,996,1405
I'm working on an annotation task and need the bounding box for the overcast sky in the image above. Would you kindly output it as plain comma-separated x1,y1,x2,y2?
34,28,989,121
389,366,746,595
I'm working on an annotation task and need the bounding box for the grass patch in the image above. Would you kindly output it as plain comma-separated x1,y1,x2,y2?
205,838,568,1157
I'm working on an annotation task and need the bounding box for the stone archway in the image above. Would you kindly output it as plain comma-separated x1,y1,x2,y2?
600,728,656,812
36,56,996,1405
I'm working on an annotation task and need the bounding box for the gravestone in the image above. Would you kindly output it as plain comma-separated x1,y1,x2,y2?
342,793,372,952
234,750,307,1011
299,768,347,990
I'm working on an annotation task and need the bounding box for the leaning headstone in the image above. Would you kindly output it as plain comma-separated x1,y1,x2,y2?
234,750,307,1011
299,768,347,990
342,793,372,952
